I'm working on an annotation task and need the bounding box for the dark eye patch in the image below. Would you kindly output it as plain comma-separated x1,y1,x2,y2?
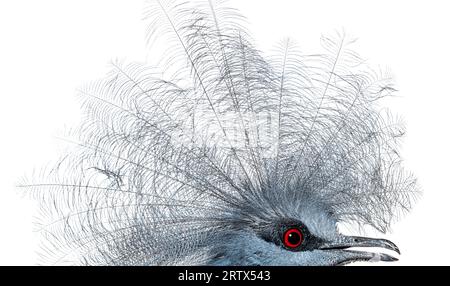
257,219,325,252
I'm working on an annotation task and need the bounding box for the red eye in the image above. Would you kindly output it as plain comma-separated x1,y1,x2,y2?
283,228,303,249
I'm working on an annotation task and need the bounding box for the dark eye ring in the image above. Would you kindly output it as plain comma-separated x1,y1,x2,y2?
283,228,303,249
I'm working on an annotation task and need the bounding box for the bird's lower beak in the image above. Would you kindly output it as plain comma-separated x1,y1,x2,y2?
319,236,400,265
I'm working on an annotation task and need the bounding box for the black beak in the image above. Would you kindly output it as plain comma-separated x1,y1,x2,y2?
319,236,400,265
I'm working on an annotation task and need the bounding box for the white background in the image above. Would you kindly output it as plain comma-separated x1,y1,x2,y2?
0,0,449,265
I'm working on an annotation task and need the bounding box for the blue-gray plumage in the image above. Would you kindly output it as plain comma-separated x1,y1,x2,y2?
20,0,418,265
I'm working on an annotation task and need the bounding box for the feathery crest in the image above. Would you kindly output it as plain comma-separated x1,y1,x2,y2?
20,0,417,265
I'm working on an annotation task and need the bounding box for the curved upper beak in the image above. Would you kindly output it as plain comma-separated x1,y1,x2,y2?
318,236,400,265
